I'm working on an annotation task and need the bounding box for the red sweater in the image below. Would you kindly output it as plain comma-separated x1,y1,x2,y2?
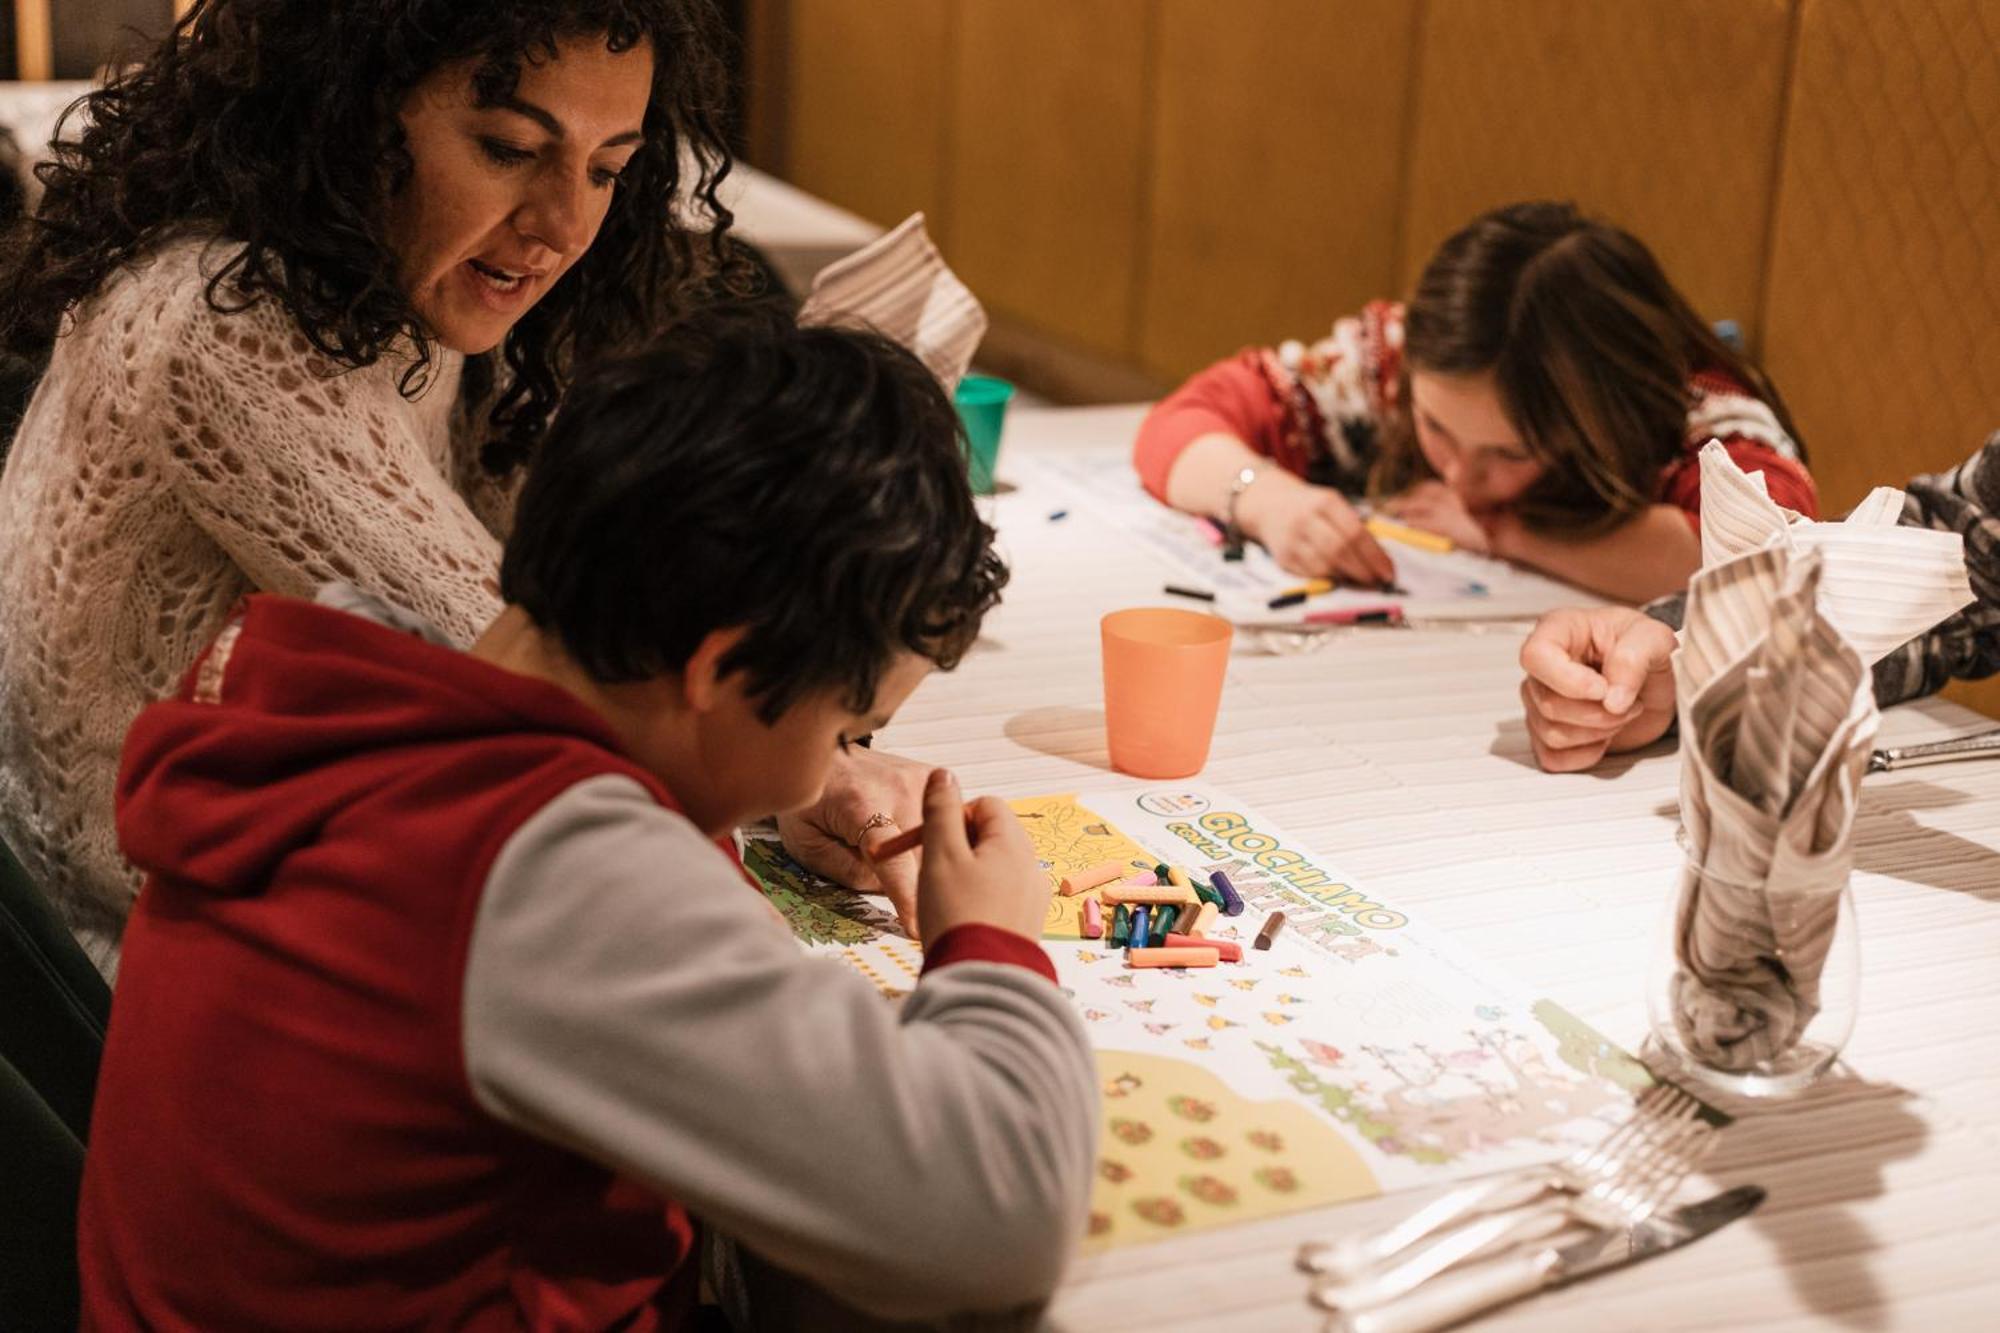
81,595,1074,1330
1133,300,1819,524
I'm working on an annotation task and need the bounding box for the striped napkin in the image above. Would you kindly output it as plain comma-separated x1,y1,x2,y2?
798,212,986,390
1669,444,1973,1070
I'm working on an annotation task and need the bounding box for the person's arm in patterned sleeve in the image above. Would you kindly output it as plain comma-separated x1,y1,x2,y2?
1132,309,1399,584
1870,432,2000,706
1516,433,2000,773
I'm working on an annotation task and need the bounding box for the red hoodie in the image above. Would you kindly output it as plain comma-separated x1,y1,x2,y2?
84,596,704,1329
82,593,1097,1329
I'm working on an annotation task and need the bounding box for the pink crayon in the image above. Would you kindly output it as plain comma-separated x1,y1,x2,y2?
1081,897,1105,939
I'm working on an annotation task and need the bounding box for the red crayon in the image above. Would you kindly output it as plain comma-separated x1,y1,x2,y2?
1164,932,1241,962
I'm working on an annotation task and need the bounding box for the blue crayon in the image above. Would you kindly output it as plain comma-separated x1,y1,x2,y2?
1210,870,1245,917
1130,905,1152,950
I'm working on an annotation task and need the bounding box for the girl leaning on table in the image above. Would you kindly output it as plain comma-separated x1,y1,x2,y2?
1133,200,1819,604
0,0,919,978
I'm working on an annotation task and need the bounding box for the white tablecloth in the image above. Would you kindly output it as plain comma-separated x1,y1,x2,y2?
886,404,2000,1331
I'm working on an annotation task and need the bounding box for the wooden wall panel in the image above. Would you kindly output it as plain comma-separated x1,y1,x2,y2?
944,0,1150,358
1401,0,1794,349
1137,0,1421,381
783,0,952,234
1758,0,2000,718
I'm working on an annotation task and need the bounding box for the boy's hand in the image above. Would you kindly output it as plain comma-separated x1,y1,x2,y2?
776,746,929,933
1518,606,1678,772
1237,471,1399,585
1380,480,1493,554
915,769,1049,946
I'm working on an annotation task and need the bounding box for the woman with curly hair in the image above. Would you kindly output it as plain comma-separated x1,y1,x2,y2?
0,0,757,975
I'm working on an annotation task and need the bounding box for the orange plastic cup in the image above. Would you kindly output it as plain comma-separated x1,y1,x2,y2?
1100,608,1233,778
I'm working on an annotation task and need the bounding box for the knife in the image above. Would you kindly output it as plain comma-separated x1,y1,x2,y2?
1868,727,2000,773
1328,1184,1765,1333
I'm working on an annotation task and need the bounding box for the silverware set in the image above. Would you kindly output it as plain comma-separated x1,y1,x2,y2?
1294,1083,1759,1331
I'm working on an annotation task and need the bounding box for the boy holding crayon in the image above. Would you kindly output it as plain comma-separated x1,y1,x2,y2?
79,309,1098,1329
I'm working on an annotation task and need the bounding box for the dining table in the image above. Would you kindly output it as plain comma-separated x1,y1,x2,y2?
874,402,2000,1331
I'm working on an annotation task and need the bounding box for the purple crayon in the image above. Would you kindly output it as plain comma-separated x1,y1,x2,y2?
1210,869,1245,917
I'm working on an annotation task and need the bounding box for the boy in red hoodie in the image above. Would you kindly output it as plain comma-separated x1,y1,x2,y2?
80,309,1097,1330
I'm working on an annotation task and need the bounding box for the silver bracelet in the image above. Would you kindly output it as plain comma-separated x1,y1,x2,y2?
1224,463,1265,544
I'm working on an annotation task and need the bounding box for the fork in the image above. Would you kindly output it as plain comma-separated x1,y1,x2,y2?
1309,1112,1717,1313
1297,1082,1702,1280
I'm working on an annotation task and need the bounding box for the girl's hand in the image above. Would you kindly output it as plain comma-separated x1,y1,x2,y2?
1237,471,1398,584
1380,480,1494,554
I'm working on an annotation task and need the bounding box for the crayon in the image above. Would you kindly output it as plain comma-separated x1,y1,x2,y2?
1211,869,1245,917
1266,590,1308,610
1165,584,1217,602
1152,905,1179,938
1193,877,1225,908
1186,902,1220,937
1196,517,1227,547
1153,863,1172,881
1101,885,1195,908
1364,515,1454,554
868,809,1044,861
1059,859,1128,897
1130,905,1152,950
1111,903,1132,947
1166,865,1192,889
1127,946,1222,969
1304,604,1405,627
1254,911,1288,950
1117,871,1160,888
1081,896,1104,939
1164,932,1240,962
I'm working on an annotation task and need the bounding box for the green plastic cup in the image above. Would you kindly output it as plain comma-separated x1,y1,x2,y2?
953,374,1014,494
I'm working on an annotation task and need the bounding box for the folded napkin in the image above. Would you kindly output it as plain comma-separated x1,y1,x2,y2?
1670,444,1974,1070
799,212,986,390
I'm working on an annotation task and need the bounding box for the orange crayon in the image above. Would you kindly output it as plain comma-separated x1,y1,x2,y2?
1101,885,1198,908
1185,902,1220,938
1126,946,1221,969
1060,859,1129,897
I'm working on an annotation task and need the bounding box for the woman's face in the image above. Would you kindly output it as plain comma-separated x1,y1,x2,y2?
1408,368,1546,512
387,36,654,355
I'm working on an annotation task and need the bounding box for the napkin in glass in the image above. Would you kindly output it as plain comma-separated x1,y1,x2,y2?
799,212,986,390
1669,444,1973,1070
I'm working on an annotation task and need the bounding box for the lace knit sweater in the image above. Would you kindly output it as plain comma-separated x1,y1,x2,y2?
0,235,515,975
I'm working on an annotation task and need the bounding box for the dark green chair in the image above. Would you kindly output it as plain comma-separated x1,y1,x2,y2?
0,833,111,1331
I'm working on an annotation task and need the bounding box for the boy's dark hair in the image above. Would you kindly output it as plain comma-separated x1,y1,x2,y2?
502,307,1007,722
1373,200,1804,536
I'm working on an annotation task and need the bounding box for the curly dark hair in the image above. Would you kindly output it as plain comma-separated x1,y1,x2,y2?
0,0,744,473
503,304,1008,723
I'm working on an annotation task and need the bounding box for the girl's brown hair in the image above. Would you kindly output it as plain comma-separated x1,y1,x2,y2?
1372,201,1802,535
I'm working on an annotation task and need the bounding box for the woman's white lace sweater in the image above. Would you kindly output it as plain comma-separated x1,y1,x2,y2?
0,236,514,975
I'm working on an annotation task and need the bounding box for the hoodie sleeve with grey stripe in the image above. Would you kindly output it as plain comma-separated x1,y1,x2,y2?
460,773,1099,1321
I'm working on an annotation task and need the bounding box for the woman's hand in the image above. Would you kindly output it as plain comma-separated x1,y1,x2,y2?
912,769,1049,945
1237,470,1398,585
776,745,930,933
1380,480,1494,554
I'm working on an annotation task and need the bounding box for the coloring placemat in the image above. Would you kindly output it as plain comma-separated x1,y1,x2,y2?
744,786,1662,1253
1034,452,1585,622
